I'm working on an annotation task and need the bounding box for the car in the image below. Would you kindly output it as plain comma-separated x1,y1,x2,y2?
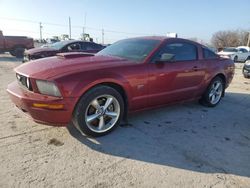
217,47,238,60
0,30,34,58
7,37,235,137
243,60,250,78
231,47,250,63
23,40,105,62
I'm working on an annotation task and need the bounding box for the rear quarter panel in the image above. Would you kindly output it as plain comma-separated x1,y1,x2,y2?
198,58,234,94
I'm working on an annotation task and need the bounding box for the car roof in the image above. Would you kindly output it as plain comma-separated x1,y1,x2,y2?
122,36,202,46
135,36,168,41
63,40,99,45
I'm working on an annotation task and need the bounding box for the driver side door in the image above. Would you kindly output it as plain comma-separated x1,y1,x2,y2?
147,42,205,107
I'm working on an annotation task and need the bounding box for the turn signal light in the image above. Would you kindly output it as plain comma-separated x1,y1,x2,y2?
32,103,64,109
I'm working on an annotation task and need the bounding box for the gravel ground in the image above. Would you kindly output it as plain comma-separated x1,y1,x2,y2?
0,53,250,188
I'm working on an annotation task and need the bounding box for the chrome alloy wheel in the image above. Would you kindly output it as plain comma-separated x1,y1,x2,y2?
209,81,223,105
85,95,120,133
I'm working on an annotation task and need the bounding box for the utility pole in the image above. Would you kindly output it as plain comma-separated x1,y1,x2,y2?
39,22,43,42
247,32,250,47
82,27,85,40
68,17,71,39
82,13,87,40
102,28,104,44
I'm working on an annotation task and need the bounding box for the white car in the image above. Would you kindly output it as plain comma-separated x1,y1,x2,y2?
217,47,238,59
232,47,250,62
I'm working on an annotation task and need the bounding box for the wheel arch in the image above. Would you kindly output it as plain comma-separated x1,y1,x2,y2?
212,73,226,97
72,80,129,120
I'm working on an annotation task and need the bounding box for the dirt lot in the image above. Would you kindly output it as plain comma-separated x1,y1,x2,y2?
0,53,249,188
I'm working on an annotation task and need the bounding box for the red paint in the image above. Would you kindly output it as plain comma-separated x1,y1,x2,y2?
7,37,235,126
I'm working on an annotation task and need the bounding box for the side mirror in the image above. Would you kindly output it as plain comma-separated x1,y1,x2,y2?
155,53,175,63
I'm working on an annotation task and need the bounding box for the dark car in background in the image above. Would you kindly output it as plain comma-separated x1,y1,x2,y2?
23,40,105,62
243,60,250,78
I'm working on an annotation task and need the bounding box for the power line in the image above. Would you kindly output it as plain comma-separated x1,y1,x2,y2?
0,17,157,36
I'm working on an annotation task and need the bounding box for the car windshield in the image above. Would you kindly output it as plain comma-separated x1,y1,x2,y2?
97,39,161,61
223,48,237,52
48,41,72,50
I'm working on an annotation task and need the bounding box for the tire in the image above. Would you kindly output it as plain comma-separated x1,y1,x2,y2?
233,56,238,62
13,47,25,58
245,56,250,63
243,68,250,78
9,50,16,57
73,85,124,137
200,76,225,107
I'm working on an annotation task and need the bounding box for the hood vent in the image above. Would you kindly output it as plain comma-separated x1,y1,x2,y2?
57,52,95,59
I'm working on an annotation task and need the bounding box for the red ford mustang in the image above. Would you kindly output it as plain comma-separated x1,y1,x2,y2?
7,37,235,137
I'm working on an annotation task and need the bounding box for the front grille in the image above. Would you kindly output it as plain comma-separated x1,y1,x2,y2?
16,73,33,91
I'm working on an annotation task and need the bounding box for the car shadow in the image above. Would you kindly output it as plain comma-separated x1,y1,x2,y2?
67,92,250,178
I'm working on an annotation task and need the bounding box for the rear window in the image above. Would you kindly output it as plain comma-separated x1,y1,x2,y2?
203,48,218,59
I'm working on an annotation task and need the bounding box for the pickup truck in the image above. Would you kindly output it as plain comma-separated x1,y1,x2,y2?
0,30,34,58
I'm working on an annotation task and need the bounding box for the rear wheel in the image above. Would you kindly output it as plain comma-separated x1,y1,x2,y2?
200,77,224,107
14,47,25,58
10,47,25,58
233,56,238,62
73,86,124,137
9,50,16,56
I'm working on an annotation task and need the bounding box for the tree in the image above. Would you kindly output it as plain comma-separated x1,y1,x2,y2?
238,30,249,46
211,30,249,48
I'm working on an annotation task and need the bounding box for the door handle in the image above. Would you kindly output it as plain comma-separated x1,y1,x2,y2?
192,66,200,71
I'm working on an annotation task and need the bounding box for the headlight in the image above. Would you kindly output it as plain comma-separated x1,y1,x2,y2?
245,60,250,66
26,77,30,89
36,80,61,97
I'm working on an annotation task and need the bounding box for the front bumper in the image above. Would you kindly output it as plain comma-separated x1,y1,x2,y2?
7,81,76,126
243,65,250,78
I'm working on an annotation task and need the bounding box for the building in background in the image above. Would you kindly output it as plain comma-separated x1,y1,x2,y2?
166,32,178,38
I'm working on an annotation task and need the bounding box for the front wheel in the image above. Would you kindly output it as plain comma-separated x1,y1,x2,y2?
73,86,124,137
200,77,224,107
245,56,250,63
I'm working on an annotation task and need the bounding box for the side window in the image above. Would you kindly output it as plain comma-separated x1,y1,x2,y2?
82,42,100,50
67,43,81,51
238,48,247,53
155,42,198,62
203,48,218,59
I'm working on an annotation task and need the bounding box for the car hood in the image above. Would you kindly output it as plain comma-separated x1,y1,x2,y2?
25,47,58,55
15,53,134,79
217,51,235,56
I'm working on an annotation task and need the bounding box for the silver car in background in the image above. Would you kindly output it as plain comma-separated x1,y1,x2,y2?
232,47,250,63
